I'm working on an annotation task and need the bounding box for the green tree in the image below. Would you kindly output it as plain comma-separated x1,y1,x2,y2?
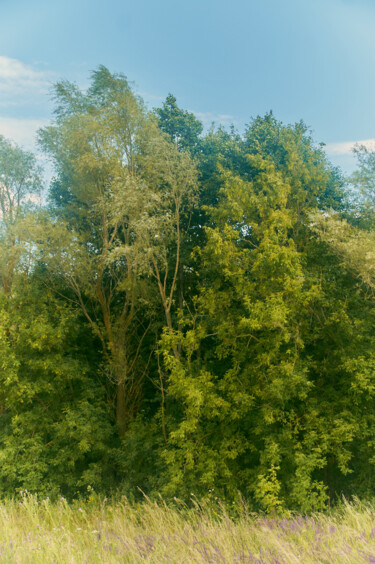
0,135,42,294
38,67,198,437
0,272,115,496
154,94,203,154
158,115,364,511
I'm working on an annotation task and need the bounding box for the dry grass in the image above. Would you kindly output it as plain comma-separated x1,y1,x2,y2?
1,493,375,562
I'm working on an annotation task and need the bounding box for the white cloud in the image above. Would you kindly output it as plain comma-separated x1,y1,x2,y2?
0,56,53,106
326,138,375,156
194,111,235,128
0,116,49,149
137,90,164,106
0,57,54,150
0,56,45,82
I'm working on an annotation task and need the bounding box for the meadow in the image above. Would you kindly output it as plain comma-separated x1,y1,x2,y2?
1,494,375,563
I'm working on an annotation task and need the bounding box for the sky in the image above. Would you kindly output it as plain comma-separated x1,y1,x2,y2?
1,0,375,176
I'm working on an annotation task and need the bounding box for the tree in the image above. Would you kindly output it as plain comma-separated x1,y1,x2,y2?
0,135,42,226
311,144,375,293
0,135,42,294
350,144,375,220
38,67,198,436
154,94,203,154
0,273,114,496
0,137,115,497
158,115,363,511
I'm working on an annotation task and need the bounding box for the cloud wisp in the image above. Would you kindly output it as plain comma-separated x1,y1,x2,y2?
326,138,375,156
0,117,49,149
0,56,54,106
194,111,236,128
0,56,55,149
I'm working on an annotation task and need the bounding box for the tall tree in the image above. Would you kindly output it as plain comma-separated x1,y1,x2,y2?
38,67,198,436
0,135,42,294
159,115,360,511
154,94,203,154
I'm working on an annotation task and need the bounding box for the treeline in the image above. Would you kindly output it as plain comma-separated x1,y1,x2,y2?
1,66,375,512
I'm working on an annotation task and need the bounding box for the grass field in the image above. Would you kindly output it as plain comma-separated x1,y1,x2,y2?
1,493,375,562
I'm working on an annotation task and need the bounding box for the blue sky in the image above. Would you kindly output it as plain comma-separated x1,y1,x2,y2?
1,0,375,174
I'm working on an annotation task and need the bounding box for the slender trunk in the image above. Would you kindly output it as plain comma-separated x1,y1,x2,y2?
116,379,127,438
158,356,167,444
177,260,184,355
113,334,147,438
165,307,179,359
178,260,184,311
153,260,180,359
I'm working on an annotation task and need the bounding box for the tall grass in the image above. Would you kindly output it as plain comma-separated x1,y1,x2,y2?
1,493,375,562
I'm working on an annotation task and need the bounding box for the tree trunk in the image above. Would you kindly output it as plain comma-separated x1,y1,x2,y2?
116,379,127,438
177,261,184,355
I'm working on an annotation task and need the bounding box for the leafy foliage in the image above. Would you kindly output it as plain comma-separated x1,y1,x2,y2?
0,278,115,496
0,70,374,511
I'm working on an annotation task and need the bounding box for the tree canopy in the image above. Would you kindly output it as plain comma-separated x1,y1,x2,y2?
0,67,374,511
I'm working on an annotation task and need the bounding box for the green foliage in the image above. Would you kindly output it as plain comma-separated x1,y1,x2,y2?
0,278,116,496
1,70,375,514
0,136,43,295
158,115,374,511
0,134,42,226
154,93,203,153
38,67,198,438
